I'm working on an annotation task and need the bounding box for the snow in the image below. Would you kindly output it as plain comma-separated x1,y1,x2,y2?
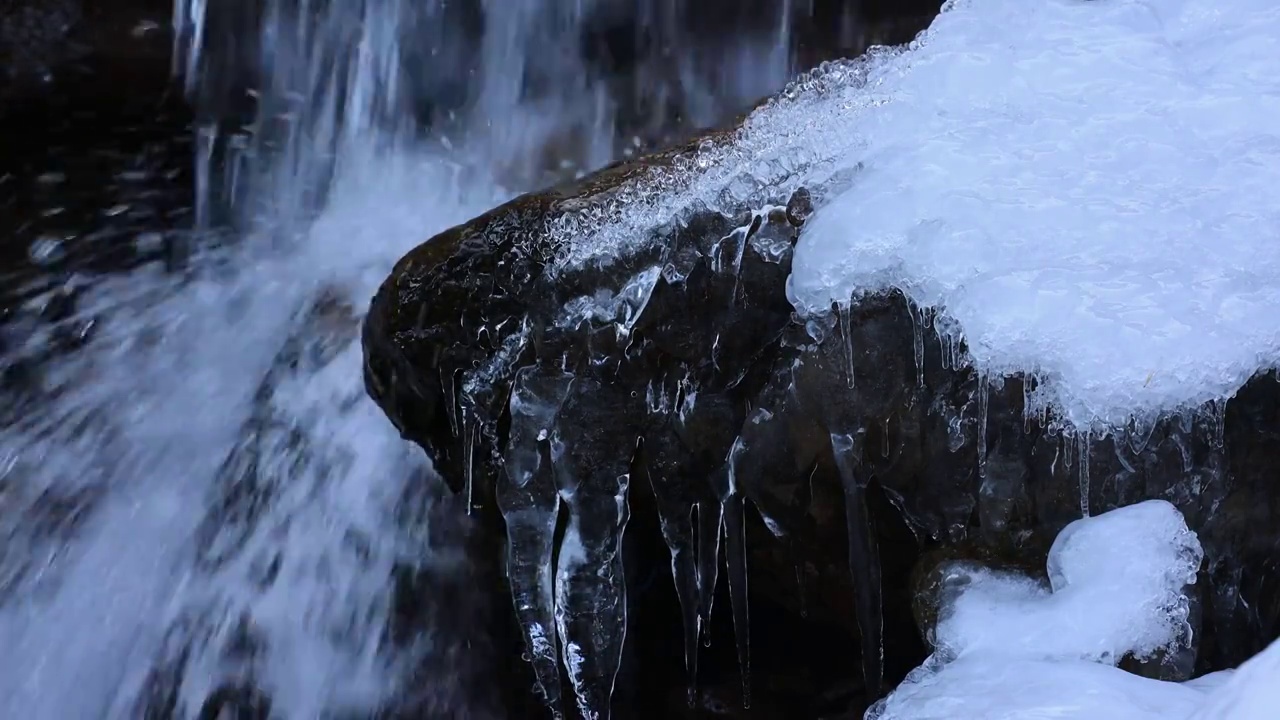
558,0,1280,427
871,500,1280,720
790,0,1280,426
1187,635,1280,720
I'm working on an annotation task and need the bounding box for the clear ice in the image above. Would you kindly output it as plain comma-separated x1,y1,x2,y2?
830,431,884,699
719,452,752,709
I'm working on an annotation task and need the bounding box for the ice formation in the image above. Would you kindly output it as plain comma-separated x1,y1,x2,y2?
867,501,1280,720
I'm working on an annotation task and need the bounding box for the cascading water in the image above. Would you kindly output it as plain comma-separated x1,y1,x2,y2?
0,1,807,717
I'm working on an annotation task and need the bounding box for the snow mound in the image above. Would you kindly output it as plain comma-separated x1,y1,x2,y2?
869,500,1280,720
935,500,1202,663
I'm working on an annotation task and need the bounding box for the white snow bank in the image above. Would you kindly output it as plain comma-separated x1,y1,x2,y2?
870,500,1280,720
787,0,1280,425
1187,635,1280,720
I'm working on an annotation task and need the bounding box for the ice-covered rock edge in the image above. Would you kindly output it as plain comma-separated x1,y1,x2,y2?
540,0,1280,431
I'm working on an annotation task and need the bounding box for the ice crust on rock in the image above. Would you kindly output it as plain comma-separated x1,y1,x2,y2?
556,0,1280,428
869,500,1264,720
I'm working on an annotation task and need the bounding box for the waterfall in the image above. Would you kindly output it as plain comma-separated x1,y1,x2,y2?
0,1,801,717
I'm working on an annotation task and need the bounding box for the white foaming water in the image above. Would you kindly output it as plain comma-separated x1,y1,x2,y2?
0,1,501,717
871,500,1279,720
553,0,1280,428
0,148,499,719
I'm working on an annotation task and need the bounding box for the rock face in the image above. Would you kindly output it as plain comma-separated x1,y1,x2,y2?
361,63,1280,720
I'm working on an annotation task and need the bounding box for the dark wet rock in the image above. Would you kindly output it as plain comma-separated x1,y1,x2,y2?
362,73,1280,720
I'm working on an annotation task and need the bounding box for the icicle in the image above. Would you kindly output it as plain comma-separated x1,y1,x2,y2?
839,305,855,389
1125,414,1147,455
911,303,925,387
1022,379,1034,434
1062,431,1075,470
552,476,631,720
1113,439,1137,474
722,493,751,709
673,509,701,707
977,371,989,477
714,447,751,708
1210,399,1226,450
1173,431,1193,474
1078,430,1091,518
696,498,722,649
499,370,574,717
549,389,632,720
462,410,477,515
829,431,883,700
194,122,218,230
440,367,460,437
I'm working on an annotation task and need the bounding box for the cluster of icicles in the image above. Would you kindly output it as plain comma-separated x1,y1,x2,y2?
437,238,1234,720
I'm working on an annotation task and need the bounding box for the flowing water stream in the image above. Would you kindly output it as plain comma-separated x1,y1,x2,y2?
0,1,809,716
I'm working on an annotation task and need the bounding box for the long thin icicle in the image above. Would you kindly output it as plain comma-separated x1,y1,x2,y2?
645,432,706,706
830,431,884,700
1078,430,1091,518
696,498,723,649
496,368,574,717
720,452,751,709
550,379,633,720
722,493,752,709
